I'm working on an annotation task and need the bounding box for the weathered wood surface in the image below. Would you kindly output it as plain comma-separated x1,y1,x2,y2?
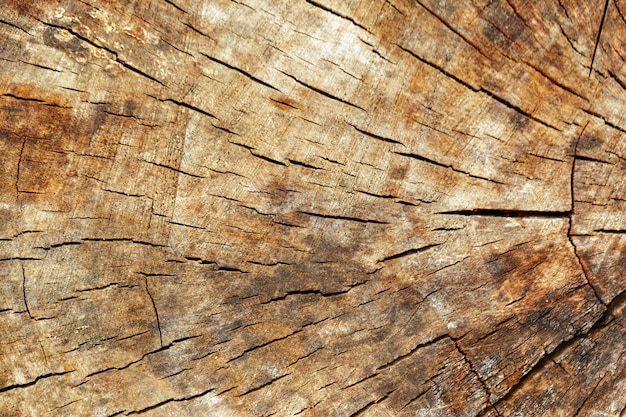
1,0,626,415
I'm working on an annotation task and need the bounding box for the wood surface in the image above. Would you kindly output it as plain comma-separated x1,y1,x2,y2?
1,0,626,415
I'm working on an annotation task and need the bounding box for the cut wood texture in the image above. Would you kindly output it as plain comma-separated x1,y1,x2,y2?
1,0,626,416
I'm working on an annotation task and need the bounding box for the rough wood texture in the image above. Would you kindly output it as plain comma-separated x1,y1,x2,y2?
1,0,625,416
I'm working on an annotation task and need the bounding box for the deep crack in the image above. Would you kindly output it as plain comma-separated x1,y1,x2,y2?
567,122,604,305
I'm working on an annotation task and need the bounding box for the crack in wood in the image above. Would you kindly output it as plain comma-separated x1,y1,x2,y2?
411,0,489,59
149,95,217,119
582,108,626,135
439,209,569,218
2,93,45,103
396,151,505,184
590,0,610,77
36,19,166,86
162,0,188,14
296,210,388,224
376,334,448,373
378,243,441,263
21,263,32,319
287,158,323,170
304,0,368,32
490,288,626,412
0,18,31,35
238,373,289,397
397,44,560,131
0,370,74,393
278,69,366,111
81,335,200,382
568,122,603,304
125,387,216,415
451,338,494,411
16,136,25,197
261,286,363,304
200,52,279,91
574,154,612,164
348,123,405,146
144,277,163,347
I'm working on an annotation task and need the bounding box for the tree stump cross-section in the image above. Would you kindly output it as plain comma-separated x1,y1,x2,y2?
1,0,626,416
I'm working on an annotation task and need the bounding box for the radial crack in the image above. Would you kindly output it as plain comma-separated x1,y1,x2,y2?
378,243,441,263
0,370,74,393
145,277,163,347
590,0,610,76
21,263,32,319
567,122,603,304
